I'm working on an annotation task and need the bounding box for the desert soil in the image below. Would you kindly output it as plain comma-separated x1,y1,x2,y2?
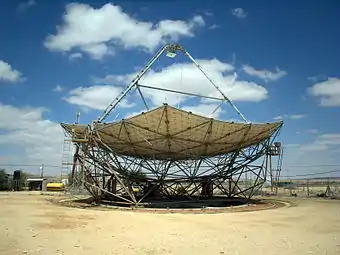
0,192,339,255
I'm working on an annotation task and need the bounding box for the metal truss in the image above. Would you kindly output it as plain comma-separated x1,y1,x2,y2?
96,43,248,123
68,126,281,206
64,43,283,206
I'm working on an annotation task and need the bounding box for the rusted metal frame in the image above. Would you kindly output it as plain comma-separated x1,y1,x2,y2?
200,158,226,175
156,106,166,133
169,119,211,137
244,164,264,184
124,123,153,147
121,156,158,180
213,177,230,196
122,120,139,156
80,162,100,199
160,160,173,180
177,161,198,179
195,164,219,177
173,125,250,155
141,158,162,179
232,169,253,199
212,126,274,157
202,119,214,156
93,140,137,201
137,184,157,204
229,154,265,197
192,158,203,178
87,139,116,176
165,167,191,178
180,160,194,177
162,182,178,196
177,181,196,200
164,105,171,153
89,142,100,188
105,161,137,204
98,128,162,149
229,165,247,197
120,156,159,180
169,161,192,179
103,142,166,157
188,181,203,197
84,180,135,205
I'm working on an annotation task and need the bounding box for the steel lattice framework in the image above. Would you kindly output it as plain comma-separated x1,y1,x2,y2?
61,44,283,206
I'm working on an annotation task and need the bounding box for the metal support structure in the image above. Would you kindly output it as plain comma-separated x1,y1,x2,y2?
97,45,167,123
62,119,281,205
62,43,283,206
96,43,248,123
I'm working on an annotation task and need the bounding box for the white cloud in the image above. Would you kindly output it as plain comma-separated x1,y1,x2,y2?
308,77,340,107
0,104,64,175
44,3,205,59
96,59,267,107
285,133,340,152
53,84,64,92
273,114,306,120
243,65,287,82
69,52,83,61
64,85,135,111
17,0,36,12
0,60,23,83
231,8,248,19
81,43,115,60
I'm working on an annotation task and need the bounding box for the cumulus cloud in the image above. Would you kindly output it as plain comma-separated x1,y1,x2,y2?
243,65,287,82
44,3,205,59
231,8,248,19
0,60,23,83
64,85,135,110
308,77,340,107
0,104,64,175
91,59,267,108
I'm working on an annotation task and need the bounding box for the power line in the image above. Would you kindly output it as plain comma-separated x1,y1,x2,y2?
285,169,340,178
0,164,60,168
284,164,340,168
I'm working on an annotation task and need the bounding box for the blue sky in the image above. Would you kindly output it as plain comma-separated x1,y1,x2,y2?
0,0,339,177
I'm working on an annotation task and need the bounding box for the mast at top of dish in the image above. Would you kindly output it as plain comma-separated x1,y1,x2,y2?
95,43,248,124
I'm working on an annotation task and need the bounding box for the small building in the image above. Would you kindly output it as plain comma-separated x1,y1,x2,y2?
27,178,47,191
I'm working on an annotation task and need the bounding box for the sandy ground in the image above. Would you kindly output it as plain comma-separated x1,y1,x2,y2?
0,192,340,255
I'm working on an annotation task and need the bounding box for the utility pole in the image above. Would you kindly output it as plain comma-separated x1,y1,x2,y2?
40,164,44,178
307,179,310,197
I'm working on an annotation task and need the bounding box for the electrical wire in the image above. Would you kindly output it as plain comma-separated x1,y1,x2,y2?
284,169,340,178
0,164,60,168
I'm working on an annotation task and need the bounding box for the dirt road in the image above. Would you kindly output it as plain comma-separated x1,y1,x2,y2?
0,192,339,255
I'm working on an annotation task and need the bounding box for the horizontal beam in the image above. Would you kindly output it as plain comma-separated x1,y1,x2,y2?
138,84,225,102
72,139,89,143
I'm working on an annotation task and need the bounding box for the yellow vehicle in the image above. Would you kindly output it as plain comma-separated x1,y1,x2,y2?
46,182,65,191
